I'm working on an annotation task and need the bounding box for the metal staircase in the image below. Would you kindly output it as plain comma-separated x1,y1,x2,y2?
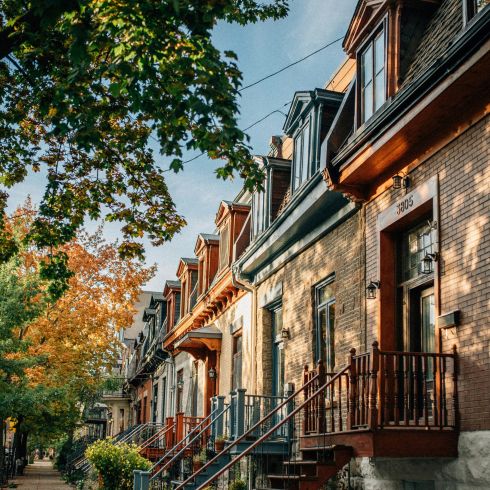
173,364,352,490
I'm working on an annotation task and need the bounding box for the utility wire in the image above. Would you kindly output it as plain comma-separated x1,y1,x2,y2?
164,100,291,170
239,36,343,92
154,35,343,167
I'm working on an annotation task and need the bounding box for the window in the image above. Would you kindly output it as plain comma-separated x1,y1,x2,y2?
315,278,335,370
292,120,311,192
360,29,386,124
152,385,158,423
252,189,267,237
161,378,167,421
271,305,285,397
232,335,243,390
176,369,184,413
198,257,205,295
400,221,434,282
174,293,181,325
466,0,489,19
219,223,230,270
180,278,187,317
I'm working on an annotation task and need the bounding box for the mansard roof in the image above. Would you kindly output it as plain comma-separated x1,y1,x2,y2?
215,200,250,228
163,280,181,297
176,257,199,277
283,89,344,136
194,233,219,255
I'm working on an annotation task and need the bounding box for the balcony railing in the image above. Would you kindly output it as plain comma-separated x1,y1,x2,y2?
303,342,458,433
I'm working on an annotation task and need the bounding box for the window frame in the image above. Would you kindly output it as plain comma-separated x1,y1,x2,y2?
314,276,336,370
231,332,243,391
270,302,285,397
357,21,387,126
219,221,231,271
291,116,312,193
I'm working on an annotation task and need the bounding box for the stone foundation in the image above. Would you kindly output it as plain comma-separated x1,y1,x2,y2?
346,431,490,489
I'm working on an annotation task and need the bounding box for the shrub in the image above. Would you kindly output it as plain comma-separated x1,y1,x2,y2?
229,480,246,490
85,439,151,490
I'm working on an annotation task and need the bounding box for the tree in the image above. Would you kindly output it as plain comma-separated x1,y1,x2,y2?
0,202,155,461
0,1,289,286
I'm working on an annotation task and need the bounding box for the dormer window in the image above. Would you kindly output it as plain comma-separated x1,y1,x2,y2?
219,222,230,271
360,28,386,124
292,119,311,191
251,156,291,240
215,201,250,270
283,90,343,196
252,188,267,237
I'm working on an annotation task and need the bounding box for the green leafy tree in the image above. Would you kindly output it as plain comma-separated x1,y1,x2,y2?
0,0,289,289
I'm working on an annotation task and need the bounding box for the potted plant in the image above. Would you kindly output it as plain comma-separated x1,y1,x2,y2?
214,434,227,452
192,448,207,472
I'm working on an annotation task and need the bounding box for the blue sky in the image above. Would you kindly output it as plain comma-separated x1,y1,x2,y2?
7,0,357,291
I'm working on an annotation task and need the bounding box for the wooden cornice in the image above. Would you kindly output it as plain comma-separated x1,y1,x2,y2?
163,269,245,349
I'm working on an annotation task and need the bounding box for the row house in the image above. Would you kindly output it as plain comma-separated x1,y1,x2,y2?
130,1,489,489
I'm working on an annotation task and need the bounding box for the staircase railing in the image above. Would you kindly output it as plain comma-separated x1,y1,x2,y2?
150,404,231,485
139,423,174,451
144,406,222,484
175,369,322,490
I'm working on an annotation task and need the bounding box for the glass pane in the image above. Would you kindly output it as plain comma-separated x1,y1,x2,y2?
363,81,373,122
293,135,302,190
277,344,285,396
476,0,489,14
272,307,283,338
300,123,310,184
318,308,327,362
374,69,385,111
374,32,385,74
317,282,334,305
361,45,373,87
421,294,435,353
327,302,335,371
401,221,434,281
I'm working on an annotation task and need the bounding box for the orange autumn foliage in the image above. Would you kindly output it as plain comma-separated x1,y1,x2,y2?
8,202,156,393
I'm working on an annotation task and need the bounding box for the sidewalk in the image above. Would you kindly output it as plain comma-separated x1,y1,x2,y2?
9,460,72,489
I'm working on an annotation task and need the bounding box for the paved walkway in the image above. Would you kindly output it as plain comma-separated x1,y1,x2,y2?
10,460,72,489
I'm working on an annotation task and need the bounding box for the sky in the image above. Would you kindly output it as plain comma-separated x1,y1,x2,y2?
6,0,358,291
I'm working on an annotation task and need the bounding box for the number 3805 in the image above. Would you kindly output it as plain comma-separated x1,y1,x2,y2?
396,196,413,215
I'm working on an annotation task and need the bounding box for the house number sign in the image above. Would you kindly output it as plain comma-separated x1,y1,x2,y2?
377,175,438,231
396,195,414,215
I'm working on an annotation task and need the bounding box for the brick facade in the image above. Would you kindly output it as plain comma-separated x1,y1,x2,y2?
254,211,365,395
365,114,490,431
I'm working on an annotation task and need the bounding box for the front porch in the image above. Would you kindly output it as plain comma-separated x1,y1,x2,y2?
300,341,458,458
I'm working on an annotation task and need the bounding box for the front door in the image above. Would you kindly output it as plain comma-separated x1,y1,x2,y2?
396,220,436,420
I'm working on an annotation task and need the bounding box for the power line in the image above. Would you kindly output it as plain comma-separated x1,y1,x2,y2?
152,35,343,167
164,100,292,170
239,36,343,92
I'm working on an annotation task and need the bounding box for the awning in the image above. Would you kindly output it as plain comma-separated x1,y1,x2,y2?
174,325,222,359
